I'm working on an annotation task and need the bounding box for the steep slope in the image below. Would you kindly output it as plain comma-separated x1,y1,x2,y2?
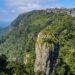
34,15,75,75
0,11,55,62
0,9,75,75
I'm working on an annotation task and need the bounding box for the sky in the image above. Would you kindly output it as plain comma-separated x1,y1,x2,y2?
0,0,75,27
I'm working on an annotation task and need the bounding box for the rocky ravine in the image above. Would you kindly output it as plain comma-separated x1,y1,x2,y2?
34,31,59,75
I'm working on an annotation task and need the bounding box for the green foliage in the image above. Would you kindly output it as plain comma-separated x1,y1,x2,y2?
0,10,75,75
0,54,29,75
52,58,72,75
0,54,14,75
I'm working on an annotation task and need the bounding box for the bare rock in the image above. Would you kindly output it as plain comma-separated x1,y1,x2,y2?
34,31,59,75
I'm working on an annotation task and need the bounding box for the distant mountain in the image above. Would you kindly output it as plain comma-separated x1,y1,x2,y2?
0,21,10,28
0,21,10,37
0,27,9,37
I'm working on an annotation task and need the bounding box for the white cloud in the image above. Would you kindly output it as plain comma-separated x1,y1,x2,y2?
5,0,59,13
0,0,60,22
0,9,18,21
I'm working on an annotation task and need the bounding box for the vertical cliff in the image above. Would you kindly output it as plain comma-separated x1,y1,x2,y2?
34,31,59,75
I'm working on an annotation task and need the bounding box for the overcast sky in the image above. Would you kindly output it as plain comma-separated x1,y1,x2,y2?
0,0,75,26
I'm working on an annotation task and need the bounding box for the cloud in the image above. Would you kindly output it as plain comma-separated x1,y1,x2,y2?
6,0,54,6
0,9,18,21
0,0,60,22
6,0,59,12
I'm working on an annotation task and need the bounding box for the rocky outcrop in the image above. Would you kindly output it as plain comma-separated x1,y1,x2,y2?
34,31,59,75
45,8,75,17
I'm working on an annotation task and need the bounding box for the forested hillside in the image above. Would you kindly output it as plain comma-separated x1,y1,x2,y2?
0,9,75,75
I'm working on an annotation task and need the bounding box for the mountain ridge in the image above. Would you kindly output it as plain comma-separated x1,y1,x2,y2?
0,8,75,75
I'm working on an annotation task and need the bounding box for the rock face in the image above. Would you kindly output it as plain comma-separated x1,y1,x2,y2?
45,8,75,17
34,31,59,75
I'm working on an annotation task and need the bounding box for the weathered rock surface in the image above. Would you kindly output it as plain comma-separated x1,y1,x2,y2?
34,31,59,75
45,8,75,17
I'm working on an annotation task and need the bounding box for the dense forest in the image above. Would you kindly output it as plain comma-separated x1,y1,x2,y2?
0,9,75,75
